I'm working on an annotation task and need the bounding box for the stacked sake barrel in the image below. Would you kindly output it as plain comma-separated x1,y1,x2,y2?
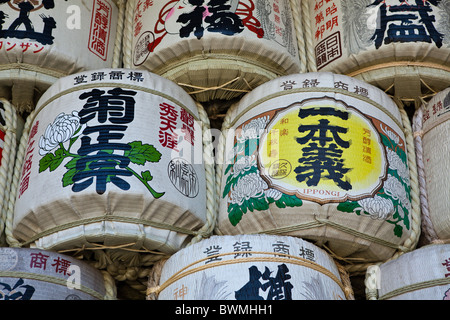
0,247,116,300
413,87,450,244
147,234,354,300
4,68,216,298
0,0,125,113
123,0,305,102
301,0,450,106
215,72,421,274
365,244,450,300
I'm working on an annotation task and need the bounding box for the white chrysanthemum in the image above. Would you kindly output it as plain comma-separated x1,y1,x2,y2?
237,116,269,142
265,188,282,201
39,111,84,155
384,174,411,212
358,195,395,220
229,172,268,206
386,147,410,185
232,155,256,177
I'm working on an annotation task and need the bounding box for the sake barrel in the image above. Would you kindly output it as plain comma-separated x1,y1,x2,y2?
0,0,124,112
302,0,450,103
216,72,420,271
7,68,215,258
365,244,450,300
147,234,354,300
124,0,304,102
413,87,450,243
0,247,113,300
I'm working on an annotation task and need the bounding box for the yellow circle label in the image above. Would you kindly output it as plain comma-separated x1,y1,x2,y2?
259,98,386,202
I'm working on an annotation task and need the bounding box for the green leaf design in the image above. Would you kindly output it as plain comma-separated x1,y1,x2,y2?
39,148,66,173
228,203,246,226
337,201,360,213
125,141,162,165
394,224,403,238
141,170,153,182
274,194,303,208
62,167,77,187
224,163,233,175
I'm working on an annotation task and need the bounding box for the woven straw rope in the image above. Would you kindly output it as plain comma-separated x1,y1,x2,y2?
215,87,421,275
412,96,445,243
146,251,355,300
0,100,17,245
300,0,317,72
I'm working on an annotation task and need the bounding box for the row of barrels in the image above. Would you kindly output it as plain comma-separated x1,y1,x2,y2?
0,0,448,300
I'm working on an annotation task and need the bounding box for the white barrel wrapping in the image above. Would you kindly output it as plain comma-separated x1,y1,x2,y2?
413,87,450,243
303,0,450,100
0,247,108,300
0,0,122,111
11,68,209,254
366,244,450,300
150,234,353,300
217,72,419,265
126,0,303,102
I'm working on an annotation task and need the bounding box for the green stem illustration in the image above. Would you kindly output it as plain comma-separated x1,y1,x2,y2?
125,166,165,199
59,142,79,158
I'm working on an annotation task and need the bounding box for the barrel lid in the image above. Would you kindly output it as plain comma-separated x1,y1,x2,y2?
34,68,201,122
225,72,403,130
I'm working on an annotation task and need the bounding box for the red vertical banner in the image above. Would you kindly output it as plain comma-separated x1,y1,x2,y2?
88,0,112,61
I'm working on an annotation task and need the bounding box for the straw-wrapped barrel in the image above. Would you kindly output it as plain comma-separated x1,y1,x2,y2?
216,72,420,273
365,244,450,300
123,0,305,102
0,247,115,300
6,68,215,270
0,0,125,112
301,0,450,105
147,234,354,300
